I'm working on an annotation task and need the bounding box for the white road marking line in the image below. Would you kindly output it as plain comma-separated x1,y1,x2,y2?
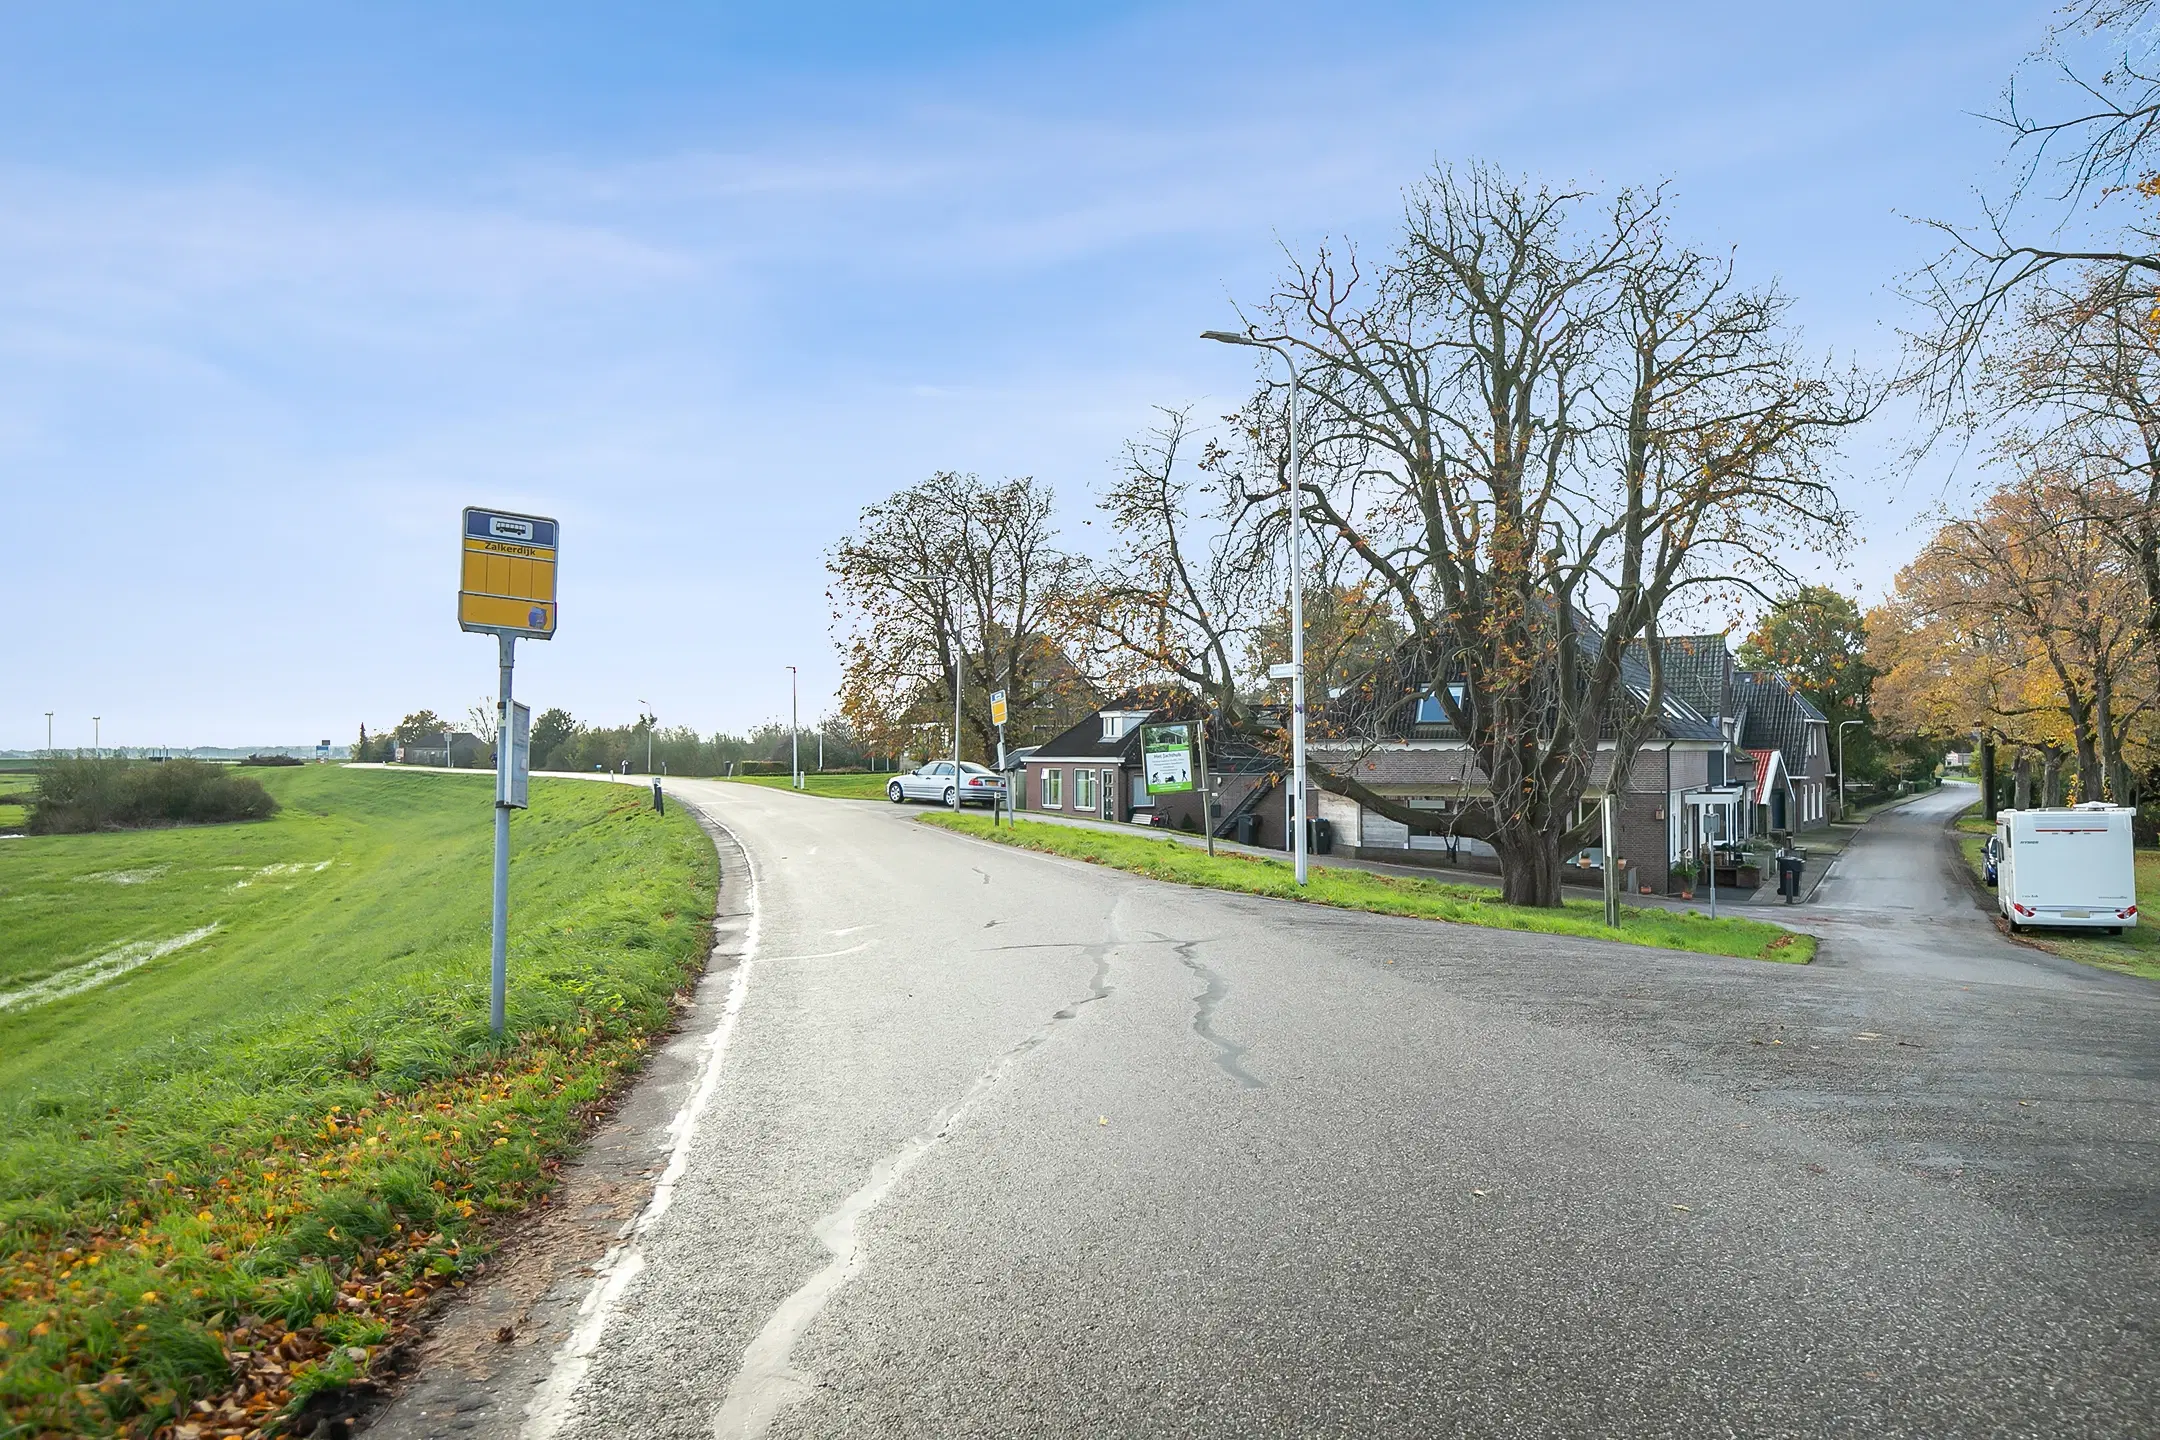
829,924,876,937
760,942,868,963
0,925,219,1013
522,826,763,1440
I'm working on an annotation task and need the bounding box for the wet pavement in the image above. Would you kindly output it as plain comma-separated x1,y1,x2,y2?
365,775,2160,1440
1806,782,2115,990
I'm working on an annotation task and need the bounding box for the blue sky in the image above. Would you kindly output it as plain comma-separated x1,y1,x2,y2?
2,0,2061,749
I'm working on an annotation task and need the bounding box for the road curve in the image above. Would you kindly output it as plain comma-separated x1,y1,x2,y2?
373,776,2160,1439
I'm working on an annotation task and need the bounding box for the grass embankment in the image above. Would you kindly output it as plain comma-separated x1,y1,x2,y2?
924,813,1811,962
1954,809,2159,982
0,767,715,1437
723,772,896,801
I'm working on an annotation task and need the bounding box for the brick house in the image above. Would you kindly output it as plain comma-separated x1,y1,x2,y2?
1307,633,1829,894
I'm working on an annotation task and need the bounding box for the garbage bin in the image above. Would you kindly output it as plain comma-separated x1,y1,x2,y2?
1309,817,1334,855
1233,813,1260,846
1776,849,1805,904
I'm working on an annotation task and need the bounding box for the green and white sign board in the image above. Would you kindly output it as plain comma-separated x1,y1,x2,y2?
1142,723,1195,794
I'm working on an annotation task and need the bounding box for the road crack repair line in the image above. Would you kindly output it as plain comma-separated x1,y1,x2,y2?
522,817,764,1440
711,930,1125,1440
1172,939,1265,1089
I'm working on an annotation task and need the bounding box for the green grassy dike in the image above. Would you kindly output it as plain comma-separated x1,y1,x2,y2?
0,767,715,1437
922,812,1812,963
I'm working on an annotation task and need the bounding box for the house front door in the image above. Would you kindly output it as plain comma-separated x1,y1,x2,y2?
1101,769,1116,821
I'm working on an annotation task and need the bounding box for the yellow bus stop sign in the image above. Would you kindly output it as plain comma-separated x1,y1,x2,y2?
459,507,558,638
990,689,1008,727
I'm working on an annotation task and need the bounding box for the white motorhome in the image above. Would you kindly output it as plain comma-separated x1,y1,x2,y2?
1989,804,2139,935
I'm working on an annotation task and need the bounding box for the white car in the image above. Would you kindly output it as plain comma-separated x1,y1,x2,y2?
888,760,1004,807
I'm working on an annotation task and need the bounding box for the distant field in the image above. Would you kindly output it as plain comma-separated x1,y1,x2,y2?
0,767,715,1435
724,771,898,801
1954,808,2158,982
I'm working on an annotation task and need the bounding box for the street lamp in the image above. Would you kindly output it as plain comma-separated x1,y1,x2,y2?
639,699,654,774
1837,719,1864,818
44,712,52,754
1203,328,1309,885
787,667,801,789
92,716,101,758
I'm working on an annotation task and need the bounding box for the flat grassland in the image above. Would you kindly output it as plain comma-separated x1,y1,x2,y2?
1955,809,2158,982
923,812,1811,962
723,772,896,801
0,767,714,1436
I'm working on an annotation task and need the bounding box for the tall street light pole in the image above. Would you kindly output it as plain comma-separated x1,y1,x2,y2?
639,698,654,774
1837,719,1864,818
92,716,101,758
44,712,53,754
1202,329,1308,885
788,667,801,789
951,620,965,815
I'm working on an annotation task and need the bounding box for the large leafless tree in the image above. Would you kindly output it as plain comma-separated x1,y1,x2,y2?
1190,166,1874,906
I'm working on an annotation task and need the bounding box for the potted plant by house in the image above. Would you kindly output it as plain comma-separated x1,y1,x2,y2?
1671,860,1697,900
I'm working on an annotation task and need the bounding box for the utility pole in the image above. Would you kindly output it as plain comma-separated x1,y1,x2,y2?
92,716,101,758
788,667,800,789
1203,329,1308,885
639,698,654,774
44,712,52,754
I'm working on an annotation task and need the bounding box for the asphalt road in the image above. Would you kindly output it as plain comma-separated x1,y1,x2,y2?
1807,781,2109,989
377,777,2160,1439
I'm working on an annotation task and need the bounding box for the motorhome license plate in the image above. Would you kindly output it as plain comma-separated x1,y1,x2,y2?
2063,910,2090,919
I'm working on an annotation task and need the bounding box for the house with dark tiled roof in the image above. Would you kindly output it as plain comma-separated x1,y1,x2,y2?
1303,629,1828,895
1307,636,1739,894
1732,670,1831,832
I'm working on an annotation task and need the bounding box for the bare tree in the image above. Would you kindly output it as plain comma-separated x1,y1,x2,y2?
1219,166,1871,906
1990,269,2160,691
1906,1,2160,414
1072,409,1267,721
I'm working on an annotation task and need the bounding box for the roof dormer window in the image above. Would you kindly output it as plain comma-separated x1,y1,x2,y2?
1100,711,1148,740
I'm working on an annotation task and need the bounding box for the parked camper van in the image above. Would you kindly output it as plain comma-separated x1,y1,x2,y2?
1989,804,2139,935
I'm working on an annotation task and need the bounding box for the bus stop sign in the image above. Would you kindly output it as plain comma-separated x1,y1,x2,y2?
459,507,559,639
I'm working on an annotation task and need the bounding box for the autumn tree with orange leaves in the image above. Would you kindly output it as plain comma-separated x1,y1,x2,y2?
1868,460,2153,804
829,472,1094,765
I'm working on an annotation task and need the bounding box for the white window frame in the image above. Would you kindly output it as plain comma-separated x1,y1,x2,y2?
1073,767,1095,812
1041,768,1063,808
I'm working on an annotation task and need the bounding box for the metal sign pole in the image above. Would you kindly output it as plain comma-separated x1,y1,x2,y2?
1601,792,1618,928
1707,804,1719,920
1197,695,1215,857
491,632,516,1037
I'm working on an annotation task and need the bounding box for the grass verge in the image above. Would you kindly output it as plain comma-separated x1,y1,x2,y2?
1953,808,2159,982
923,812,1811,962
0,767,716,1436
721,773,897,801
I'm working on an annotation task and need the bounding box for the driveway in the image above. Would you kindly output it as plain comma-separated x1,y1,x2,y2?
365,775,2160,1440
1805,782,2119,990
